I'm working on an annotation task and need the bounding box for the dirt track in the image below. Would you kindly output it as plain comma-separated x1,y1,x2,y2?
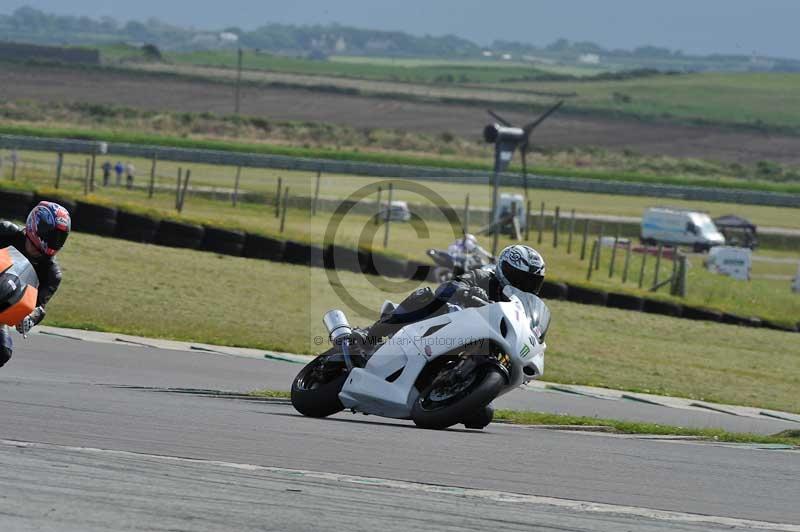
4,64,800,165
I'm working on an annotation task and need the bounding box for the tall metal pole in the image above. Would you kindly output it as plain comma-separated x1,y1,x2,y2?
55,153,63,189
148,154,157,199
232,166,241,207
312,169,321,216
383,183,393,248
463,194,470,235
491,170,500,257
234,47,243,115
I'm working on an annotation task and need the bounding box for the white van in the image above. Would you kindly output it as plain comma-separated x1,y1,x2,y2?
641,207,725,251
494,193,527,229
380,200,411,222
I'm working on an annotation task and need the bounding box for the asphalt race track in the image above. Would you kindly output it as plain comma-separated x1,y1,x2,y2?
1,333,798,531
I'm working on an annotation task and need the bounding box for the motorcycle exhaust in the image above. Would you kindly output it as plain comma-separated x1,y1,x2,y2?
323,309,352,345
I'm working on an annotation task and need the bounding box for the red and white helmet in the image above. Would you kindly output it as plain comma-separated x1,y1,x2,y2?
25,201,71,257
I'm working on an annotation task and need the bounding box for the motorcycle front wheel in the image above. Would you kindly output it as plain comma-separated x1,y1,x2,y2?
411,365,506,430
291,355,348,418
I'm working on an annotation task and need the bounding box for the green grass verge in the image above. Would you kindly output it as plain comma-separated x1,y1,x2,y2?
493,410,800,446
7,173,799,326
42,232,800,413
240,391,799,445
4,122,800,195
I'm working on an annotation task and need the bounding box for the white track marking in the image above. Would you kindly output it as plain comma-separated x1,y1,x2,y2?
2,439,797,531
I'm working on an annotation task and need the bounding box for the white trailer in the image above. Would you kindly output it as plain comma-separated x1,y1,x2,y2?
641,207,725,251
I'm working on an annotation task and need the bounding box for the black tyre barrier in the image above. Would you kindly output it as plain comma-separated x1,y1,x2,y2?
565,284,608,306
681,306,722,322
539,281,568,300
406,261,432,282
642,299,683,318
73,201,117,236
357,249,378,276
606,292,645,311
744,317,762,328
310,245,326,268
721,313,749,327
202,226,245,257
324,245,361,273
156,220,204,249
372,253,408,279
283,240,313,266
114,211,160,243
0,189,35,221
761,320,798,333
243,233,284,261
33,193,77,217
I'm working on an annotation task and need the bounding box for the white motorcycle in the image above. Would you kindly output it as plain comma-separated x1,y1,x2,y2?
291,286,550,430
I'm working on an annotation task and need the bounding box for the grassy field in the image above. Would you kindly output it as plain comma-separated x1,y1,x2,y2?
10,150,800,232
43,232,800,413
500,72,800,132
7,166,799,325
109,52,800,134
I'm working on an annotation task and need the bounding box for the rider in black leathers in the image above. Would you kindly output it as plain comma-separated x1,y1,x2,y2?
0,203,69,368
365,244,546,343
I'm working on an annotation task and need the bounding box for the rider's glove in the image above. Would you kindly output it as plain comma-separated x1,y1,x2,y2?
16,315,34,336
456,286,490,307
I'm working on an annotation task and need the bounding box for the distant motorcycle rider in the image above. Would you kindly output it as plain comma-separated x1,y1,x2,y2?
365,244,546,342
0,202,70,368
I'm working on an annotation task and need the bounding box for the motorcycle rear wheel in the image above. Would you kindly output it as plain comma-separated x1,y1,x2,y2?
411,365,506,430
291,355,348,418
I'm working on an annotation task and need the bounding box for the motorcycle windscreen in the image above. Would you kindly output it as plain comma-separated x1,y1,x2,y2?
0,247,39,326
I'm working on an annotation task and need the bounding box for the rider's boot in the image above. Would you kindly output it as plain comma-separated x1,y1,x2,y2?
461,404,494,429
0,325,13,368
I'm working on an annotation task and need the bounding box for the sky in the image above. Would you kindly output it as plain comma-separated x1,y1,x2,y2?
4,0,799,59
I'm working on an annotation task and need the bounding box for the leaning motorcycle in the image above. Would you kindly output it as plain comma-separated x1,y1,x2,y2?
425,248,491,283
291,285,550,430
0,246,39,332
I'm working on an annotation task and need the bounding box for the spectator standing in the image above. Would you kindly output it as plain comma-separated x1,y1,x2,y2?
125,162,136,190
114,161,124,186
101,161,112,186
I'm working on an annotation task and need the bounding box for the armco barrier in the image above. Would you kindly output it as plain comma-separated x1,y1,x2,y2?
3,133,800,208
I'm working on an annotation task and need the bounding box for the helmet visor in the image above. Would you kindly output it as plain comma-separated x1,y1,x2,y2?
501,261,544,295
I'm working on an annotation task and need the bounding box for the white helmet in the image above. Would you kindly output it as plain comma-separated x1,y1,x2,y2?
495,245,546,295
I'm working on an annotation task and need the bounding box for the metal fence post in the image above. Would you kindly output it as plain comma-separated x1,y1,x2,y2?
83,158,90,195
524,199,531,241
383,182,393,248
580,220,589,261
148,154,157,199
375,186,383,225
567,209,575,254
587,240,598,281
609,226,620,278
178,170,191,213
652,244,664,290
553,206,560,248
639,246,648,288
463,194,470,234
90,154,96,192
279,186,289,233
312,169,321,216
537,201,544,245
595,223,604,270
55,153,63,189
275,177,282,218
232,166,241,207
175,167,183,210
622,241,632,283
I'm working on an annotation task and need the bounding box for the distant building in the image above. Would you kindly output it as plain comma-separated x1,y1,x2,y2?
219,32,239,43
579,53,601,65
482,50,494,57
501,53,512,60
